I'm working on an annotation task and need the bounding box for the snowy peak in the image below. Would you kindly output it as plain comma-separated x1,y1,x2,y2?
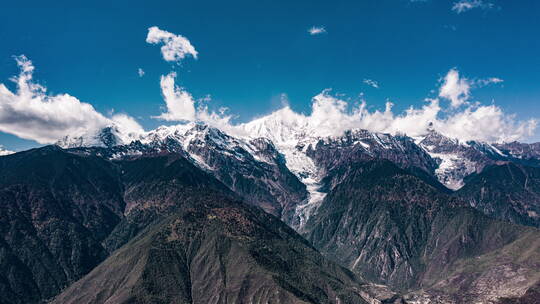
57,124,139,149
241,107,311,147
495,141,540,161
63,122,309,221
419,128,506,159
417,130,487,190
57,119,540,197
419,129,459,152
415,129,537,190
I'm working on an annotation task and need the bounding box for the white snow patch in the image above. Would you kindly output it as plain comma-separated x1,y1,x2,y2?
428,152,476,190
357,141,370,149
239,111,329,230
0,147,14,156
110,150,143,160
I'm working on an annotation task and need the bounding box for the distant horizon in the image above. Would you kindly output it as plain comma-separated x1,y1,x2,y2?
1,0,539,151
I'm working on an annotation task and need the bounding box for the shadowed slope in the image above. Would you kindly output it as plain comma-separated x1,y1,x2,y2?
304,160,540,302
456,162,540,228
52,198,371,304
103,153,237,252
0,146,124,303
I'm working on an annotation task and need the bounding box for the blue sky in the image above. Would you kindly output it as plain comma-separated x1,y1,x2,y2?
0,0,539,150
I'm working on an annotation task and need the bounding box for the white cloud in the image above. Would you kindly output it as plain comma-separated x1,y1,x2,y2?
439,69,504,108
363,79,380,89
153,71,237,132
153,62,535,144
0,55,143,144
0,146,14,155
154,72,196,121
110,113,144,135
439,105,536,143
239,90,536,144
474,77,504,87
142,31,532,145
138,68,145,77
308,26,326,35
452,0,494,13
146,26,198,63
439,68,471,108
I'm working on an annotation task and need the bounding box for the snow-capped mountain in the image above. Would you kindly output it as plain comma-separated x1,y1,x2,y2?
417,128,498,190
240,108,440,229
241,108,328,229
494,141,540,164
57,125,140,149
417,126,540,190
62,122,308,221
239,108,449,228
57,117,540,229
32,119,540,304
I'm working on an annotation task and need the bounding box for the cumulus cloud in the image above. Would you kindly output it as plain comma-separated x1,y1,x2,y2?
138,68,145,77
155,72,196,121
146,26,198,63
438,68,504,108
141,27,531,145
153,71,237,131
152,60,535,144
452,0,494,13
0,55,143,144
439,68,471,108
363,79,380,89
308,26,326,35
110,113,144,135
439,105,536,143
239,89,536,144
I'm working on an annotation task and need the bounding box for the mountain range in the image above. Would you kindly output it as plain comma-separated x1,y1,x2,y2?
1,117,539,304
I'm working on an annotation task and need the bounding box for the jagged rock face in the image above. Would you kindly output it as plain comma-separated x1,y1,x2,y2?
418,130,499,190
67,123,308,220
0,147,240,304
281,130,446,231
52,199,372,304
306,130,439,181
494,142,540,169
0,147,125,304
45,122,540,303
0,146,383,304
57,125,135,149
303,160,462,290
456,163,540,228
418,130,540,190
176,125,307,219
302,160,540,302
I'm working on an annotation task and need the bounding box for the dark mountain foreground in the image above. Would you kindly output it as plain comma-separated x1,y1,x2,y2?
2,122,540,304
0,146,398,304
303,160,540,303
0,146,124,303
456,162,540,228
52,198,376,304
